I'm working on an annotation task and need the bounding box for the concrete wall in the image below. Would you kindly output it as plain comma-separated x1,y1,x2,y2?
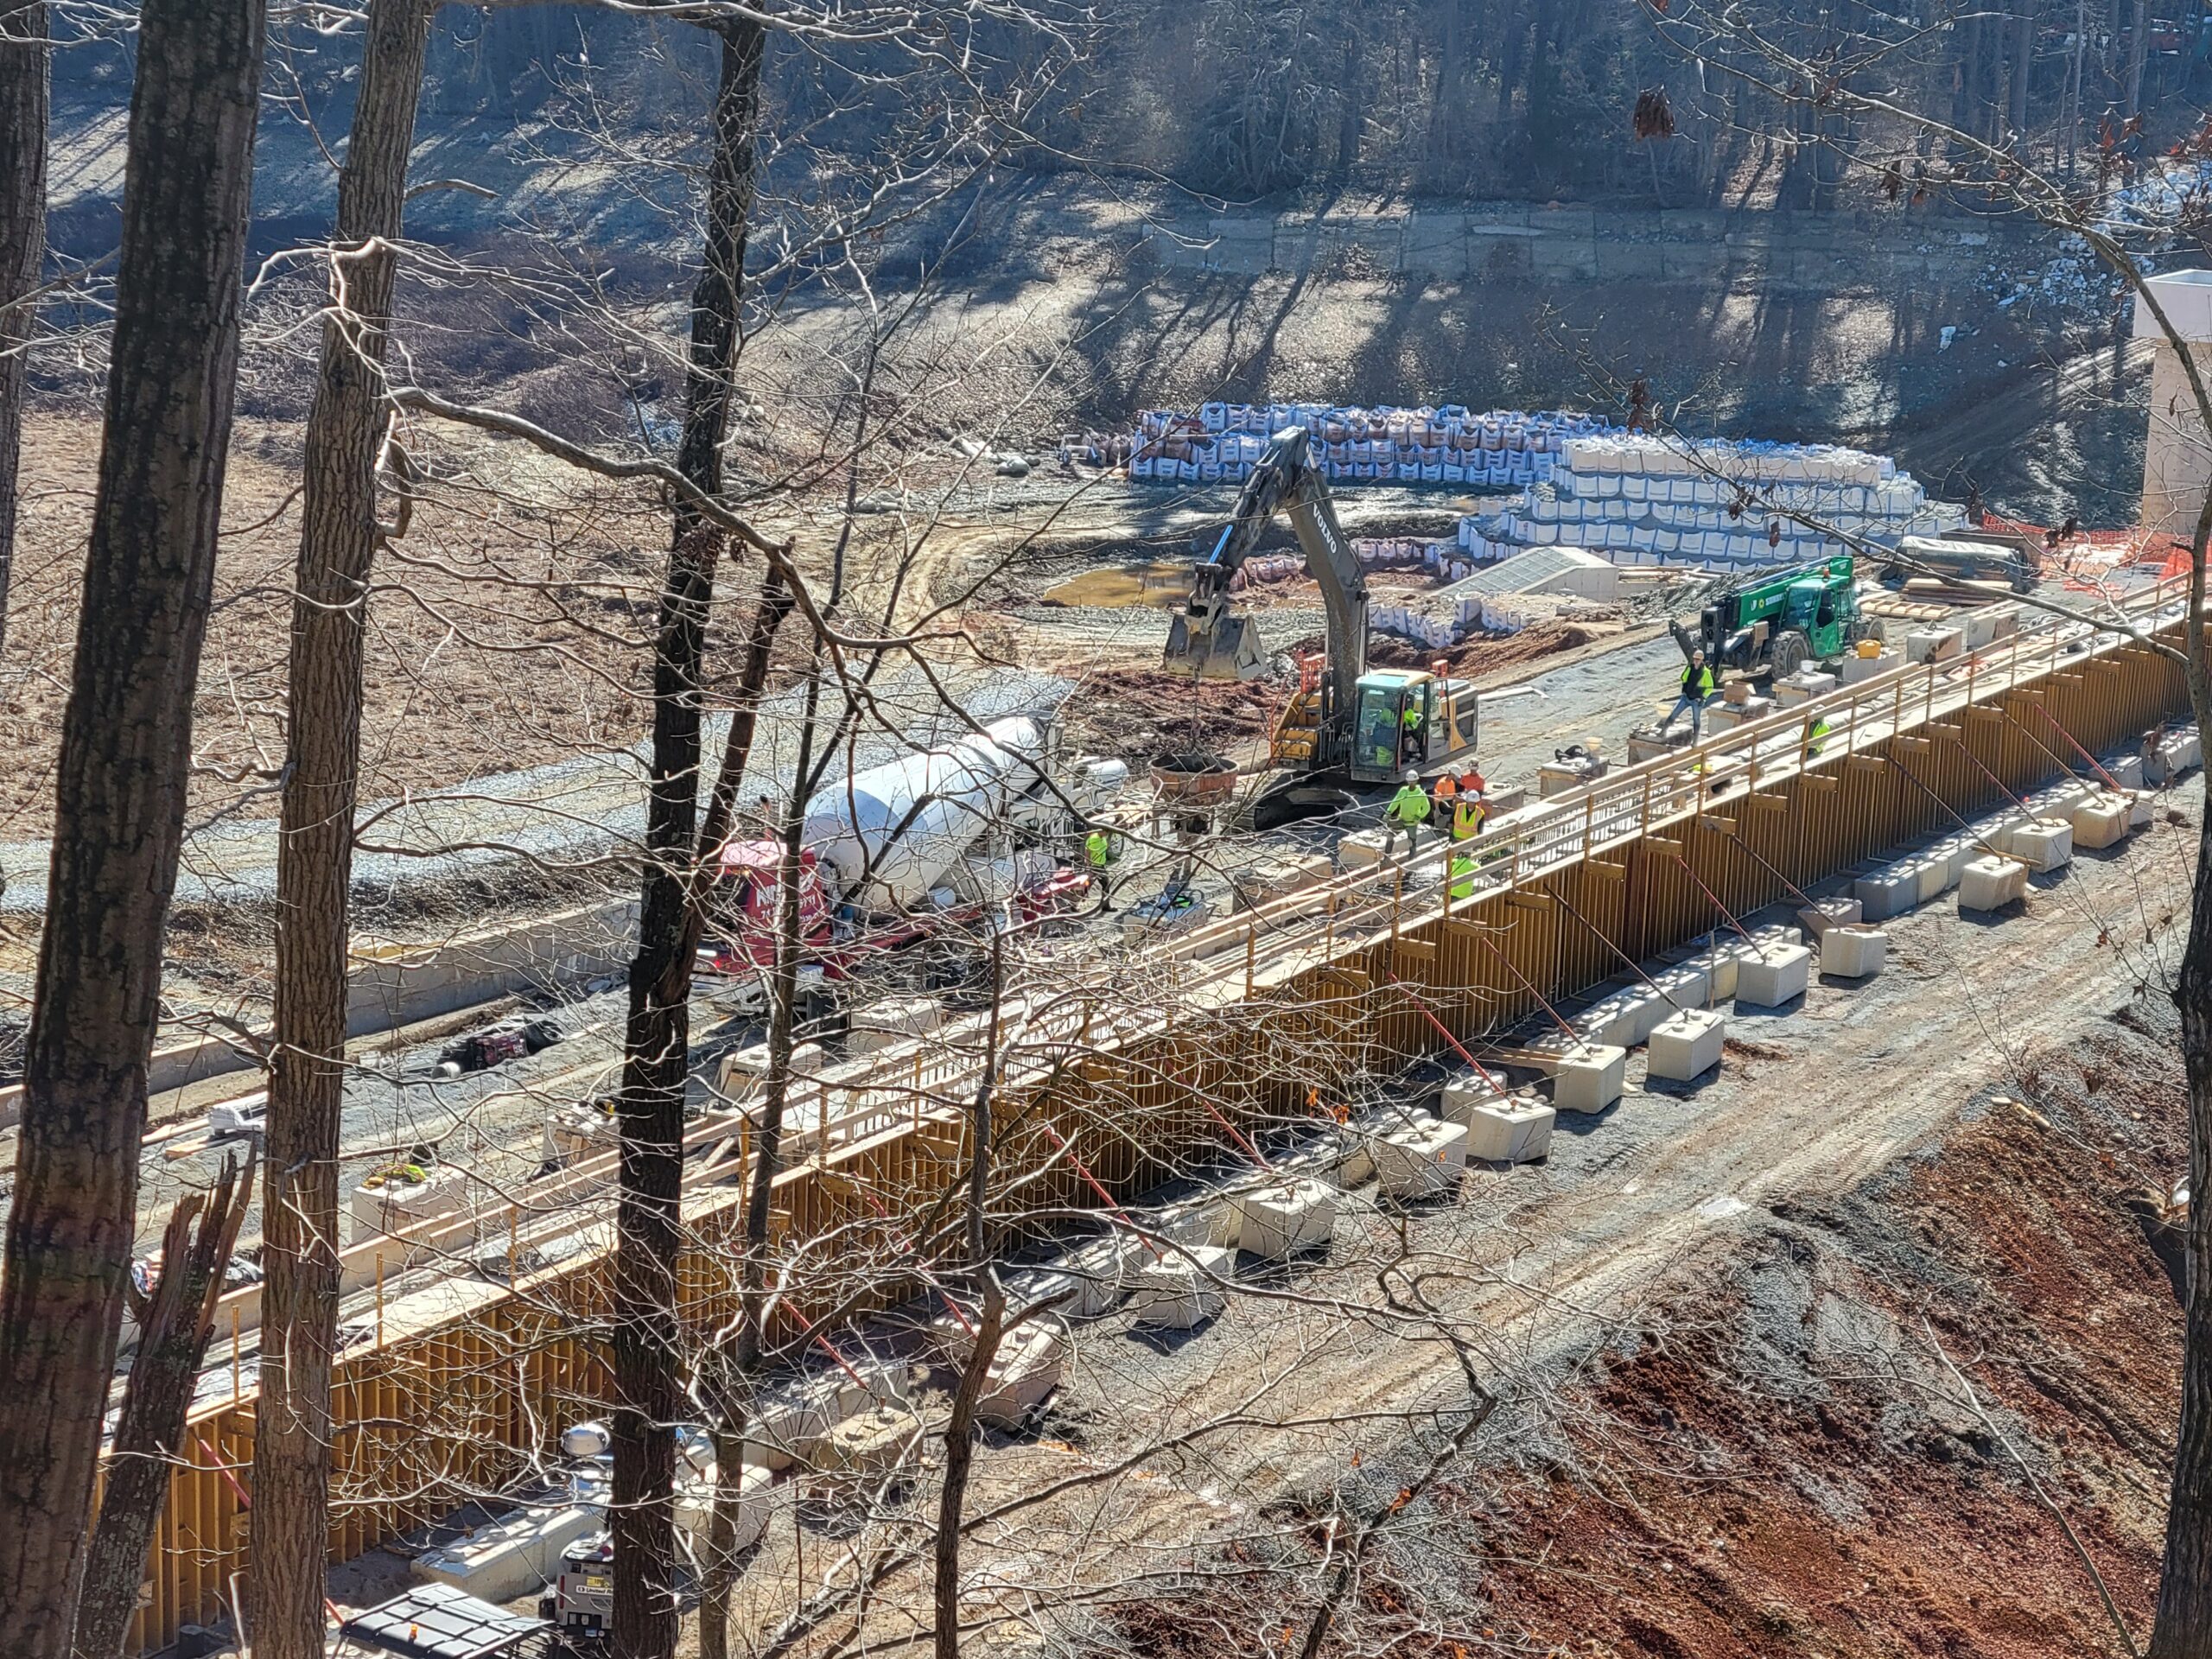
1147,205,2031,293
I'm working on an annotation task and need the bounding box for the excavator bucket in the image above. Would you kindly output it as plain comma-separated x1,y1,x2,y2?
1165,609,1267,681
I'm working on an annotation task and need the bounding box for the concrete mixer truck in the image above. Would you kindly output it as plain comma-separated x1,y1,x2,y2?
698,714,1127,1011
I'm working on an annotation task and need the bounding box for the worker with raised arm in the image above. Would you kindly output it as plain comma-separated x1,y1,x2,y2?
1668,648,1716,739
1084,822,1118,912
1384,768,1432,859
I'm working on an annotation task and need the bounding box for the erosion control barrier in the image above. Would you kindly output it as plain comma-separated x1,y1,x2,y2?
119,581,2195,1652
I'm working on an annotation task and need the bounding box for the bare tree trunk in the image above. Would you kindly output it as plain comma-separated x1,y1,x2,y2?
73,1154,253,1659
0,0,47,665
933,931,1007,1659
2011,0,2034,138
2159,791,2212,1654
252,6,431,1655
611,22,766,1659
0,0,265,1643
2127,0,2148,118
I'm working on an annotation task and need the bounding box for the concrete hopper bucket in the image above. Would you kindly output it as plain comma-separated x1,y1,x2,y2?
1164,608,1265,682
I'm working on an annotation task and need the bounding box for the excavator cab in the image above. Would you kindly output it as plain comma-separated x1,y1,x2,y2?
1347,671,1478,784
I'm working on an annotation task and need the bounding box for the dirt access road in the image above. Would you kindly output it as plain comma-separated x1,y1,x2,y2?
690,772,2198,1659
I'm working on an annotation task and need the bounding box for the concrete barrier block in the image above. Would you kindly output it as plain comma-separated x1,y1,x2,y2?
2162,730,2202,778
1963,610,2002,650
1796,898,1863,939
1819,925,1888,979
1737,943,1812,1007
2106,754,2145,791
1773,670,1839,706
976,1326,1067,1427
1853,865,1920,922
1904,627,1962,664
1374,1120,1470,1201
416,1503,604,1604
847,996,943,1056
1647,1008,1726,1083
1553,1046,1626,1114
1130,1243,1234,1328
1838,648,1899,685
1462,1095,1556,1160
1150,1194,1241,1250
1339,829,1394,870
1959,855,2031,913
2003,819,2074,873
1233,1178,1341,1260
2126,789,2158,830
2069,797,2130,850
1913,856,1957,906
1060,1235,1141,1316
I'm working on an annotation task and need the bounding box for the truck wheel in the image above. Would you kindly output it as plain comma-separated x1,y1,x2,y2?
1770,630,1808,680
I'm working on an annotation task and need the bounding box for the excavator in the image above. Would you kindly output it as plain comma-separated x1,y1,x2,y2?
1164,427,1479,823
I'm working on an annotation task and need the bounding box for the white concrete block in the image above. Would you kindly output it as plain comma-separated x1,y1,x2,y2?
1060,1235,1141,1316
1646,1008,1726,1083
976,1326,1067,1427
1339,829,1394,870
416,1503,604,1604
1233,1177,1341,1260
2069,796,2131,850
1440,1071,1505,1128
1796,898,1862,939
1837,648,1898,685
2164,729,2203,776
1958,855,2030,913
2106,754,2145,791
1818,925,1888,979
1963,609,2002,650
1853,865,1920,922
2003,819,2074,873
1773,670,1839,706
672,1465,771,1556
1904,626,1962,664
1913,856,1956,906
350,1162,469,1249
1374,1119,1470,1201
1552,1046,1626,1114
1463,1096,1556,1161
847,996,944,1055
2126,789,2158,830
1736,943,1812,1007
1129,1244,1234,1328
1149,1194,1240,1250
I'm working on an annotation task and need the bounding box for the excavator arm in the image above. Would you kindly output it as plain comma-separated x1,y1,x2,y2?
1162,429,1370,723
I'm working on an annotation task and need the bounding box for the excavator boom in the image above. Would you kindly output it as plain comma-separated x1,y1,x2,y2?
1162,429,1370,734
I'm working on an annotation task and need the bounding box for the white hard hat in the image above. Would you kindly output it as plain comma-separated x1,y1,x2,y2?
1403,769,1419,783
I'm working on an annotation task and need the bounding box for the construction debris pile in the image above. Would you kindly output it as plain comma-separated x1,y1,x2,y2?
1455,434,1964,569
1121,404,1611,486
1373,548,1622,648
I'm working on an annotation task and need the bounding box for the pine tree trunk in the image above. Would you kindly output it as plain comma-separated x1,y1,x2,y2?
610,23,766,1659
2128,0,2148,117
0,0,47,665
0,0,264,1645
251,3,430,1655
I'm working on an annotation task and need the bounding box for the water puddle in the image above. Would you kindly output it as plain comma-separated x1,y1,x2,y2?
1041,563,1192,608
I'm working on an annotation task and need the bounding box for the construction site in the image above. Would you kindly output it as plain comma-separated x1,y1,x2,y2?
0,232,2197,1656
17,9,2212,1658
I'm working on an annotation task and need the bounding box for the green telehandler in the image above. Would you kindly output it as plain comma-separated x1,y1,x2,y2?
1670,555,1885,681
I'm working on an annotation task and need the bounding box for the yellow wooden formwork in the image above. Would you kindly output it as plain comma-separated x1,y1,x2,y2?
122,582,2195,1652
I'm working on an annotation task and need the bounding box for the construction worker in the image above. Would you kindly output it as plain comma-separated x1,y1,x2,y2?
1084,822,1118,912
1668,648,1717,738
1384,768,1432,859
1431,771,1458,821
1400,698,1426,758
1452,789,1485,842
1807,714,1833,760
1458,765,1485,798
1448,850,1478,901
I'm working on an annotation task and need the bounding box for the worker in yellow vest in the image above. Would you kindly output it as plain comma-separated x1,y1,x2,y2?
1448,851,1477,900
1668,648,1716,738
1383,769,1432,859
1084,823,1118,912
1452,791,1484,842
